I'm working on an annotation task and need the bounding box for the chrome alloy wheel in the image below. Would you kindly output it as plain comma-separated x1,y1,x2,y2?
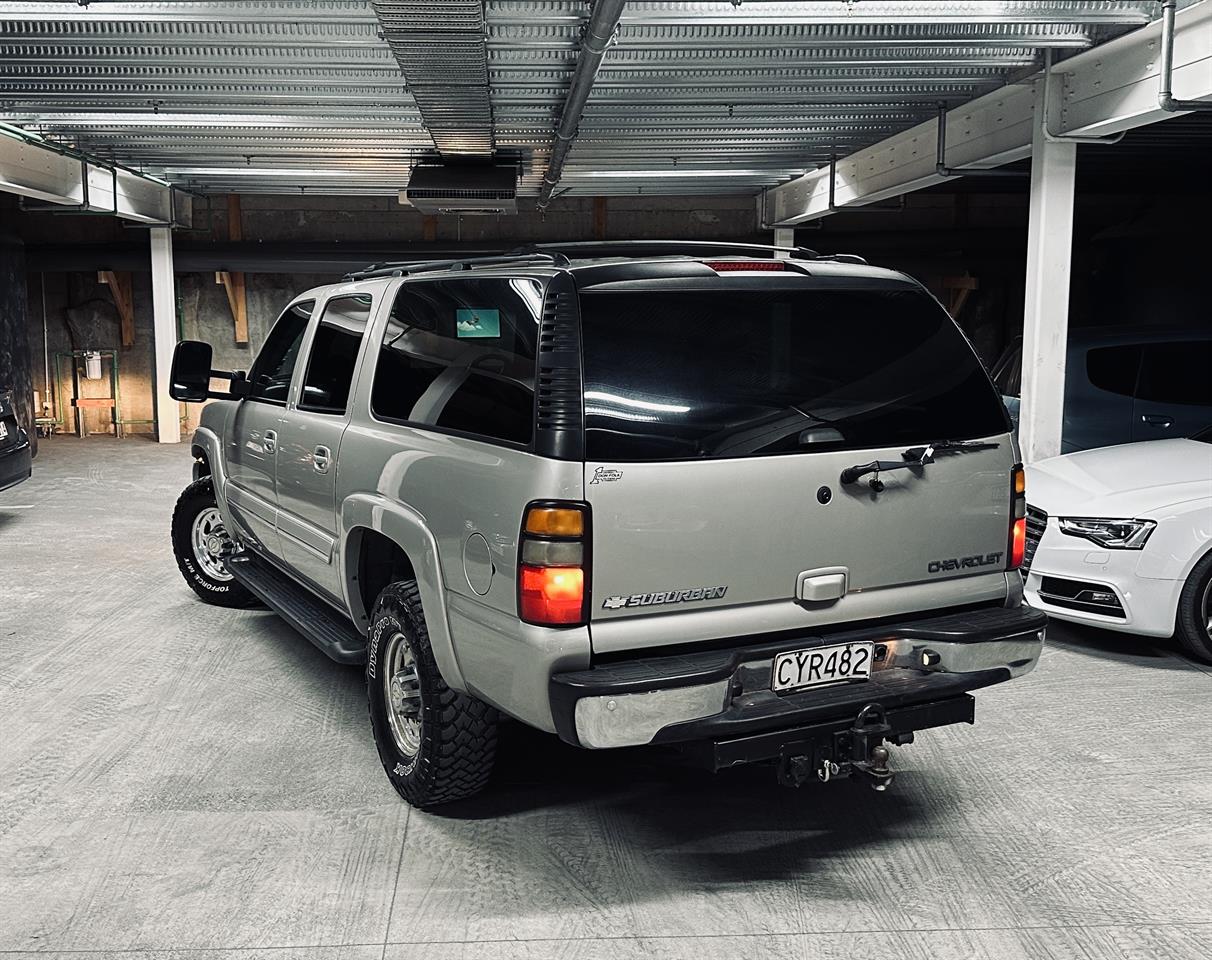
384,631,423,758
191,506,233,581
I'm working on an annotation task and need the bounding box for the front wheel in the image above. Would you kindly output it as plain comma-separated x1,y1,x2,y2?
170,477,257,608
367,580,499,808
1175,551,1212,664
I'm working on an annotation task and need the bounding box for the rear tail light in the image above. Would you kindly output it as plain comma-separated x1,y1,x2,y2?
1008,465,1027,570
519,501,589,626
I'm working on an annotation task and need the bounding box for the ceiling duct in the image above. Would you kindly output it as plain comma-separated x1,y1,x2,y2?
403,164,517,215
372,0,493,158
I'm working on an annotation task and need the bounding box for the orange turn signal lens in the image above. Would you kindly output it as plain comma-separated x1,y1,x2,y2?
524,506,585,538
519,564,585,625
1014,467,1026,496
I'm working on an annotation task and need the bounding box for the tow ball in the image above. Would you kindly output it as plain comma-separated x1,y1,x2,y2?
777,703,897,791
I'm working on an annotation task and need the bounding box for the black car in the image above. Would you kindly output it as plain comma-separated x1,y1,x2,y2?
0,388,32,492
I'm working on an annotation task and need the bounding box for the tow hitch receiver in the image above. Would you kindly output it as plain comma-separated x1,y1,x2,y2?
778,703,900,791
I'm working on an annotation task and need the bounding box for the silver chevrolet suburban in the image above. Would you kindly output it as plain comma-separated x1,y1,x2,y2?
168,241,1046,809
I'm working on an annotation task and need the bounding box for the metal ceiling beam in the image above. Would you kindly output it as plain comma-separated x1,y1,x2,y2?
0,125,188,224
765,0,1212,224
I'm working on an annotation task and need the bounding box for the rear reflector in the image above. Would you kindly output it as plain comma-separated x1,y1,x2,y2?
1008,464,1027,570
704,260,784,272
519,565,585,625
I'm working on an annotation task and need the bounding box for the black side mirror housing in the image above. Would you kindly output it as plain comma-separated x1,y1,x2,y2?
169,340,248,402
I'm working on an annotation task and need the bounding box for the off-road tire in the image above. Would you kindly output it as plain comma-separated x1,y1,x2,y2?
367,580,499,807
1175,551,1212,664
170,477,258,609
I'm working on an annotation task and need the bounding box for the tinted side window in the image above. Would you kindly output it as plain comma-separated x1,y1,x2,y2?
1136,341,1212,405
247,299,315,404
1085,345,1141,397
299,294,372,415
371,277,541,446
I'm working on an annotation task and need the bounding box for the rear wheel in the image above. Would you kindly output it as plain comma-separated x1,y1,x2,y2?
170,478,257,608
367,580,499,807
1175,552,1212,663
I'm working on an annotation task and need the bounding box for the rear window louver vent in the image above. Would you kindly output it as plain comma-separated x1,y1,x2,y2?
533,277,584,460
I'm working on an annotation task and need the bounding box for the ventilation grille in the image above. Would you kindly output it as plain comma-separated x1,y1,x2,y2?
533,282,583,459
403,164,517,214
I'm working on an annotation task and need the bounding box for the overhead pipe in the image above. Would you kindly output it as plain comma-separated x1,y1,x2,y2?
1040,49,1124,144
935,103,1028,178
536,0,626,210
1159,0,1212,112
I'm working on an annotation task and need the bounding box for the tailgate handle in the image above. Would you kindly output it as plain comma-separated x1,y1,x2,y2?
797,567,849,603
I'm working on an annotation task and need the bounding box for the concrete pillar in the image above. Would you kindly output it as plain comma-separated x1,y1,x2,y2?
149,226,180,444
1019,94,1078,464
773,226,795,258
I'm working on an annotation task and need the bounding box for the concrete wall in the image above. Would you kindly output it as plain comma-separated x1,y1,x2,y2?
6,188,1206,441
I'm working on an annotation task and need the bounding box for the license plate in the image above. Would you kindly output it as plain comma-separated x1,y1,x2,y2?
0,421,7,440
772,641,874,693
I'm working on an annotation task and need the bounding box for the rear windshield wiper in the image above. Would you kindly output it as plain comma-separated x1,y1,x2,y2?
840,439,1000,491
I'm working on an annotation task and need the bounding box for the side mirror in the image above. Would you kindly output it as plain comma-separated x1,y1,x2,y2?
169,340,249,402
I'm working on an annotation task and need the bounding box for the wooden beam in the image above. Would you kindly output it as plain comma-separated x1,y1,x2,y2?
97,270,135,347
220,194,249,343
943,275,979,319
226,193,243,242
593,196,608,240
215,271,248,344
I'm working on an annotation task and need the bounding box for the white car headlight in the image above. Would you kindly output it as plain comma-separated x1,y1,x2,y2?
1057,517,1156,549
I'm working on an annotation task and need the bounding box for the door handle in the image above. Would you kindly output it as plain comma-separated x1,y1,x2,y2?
1140,414,1173,428
313,445,331,473
263,429,277,453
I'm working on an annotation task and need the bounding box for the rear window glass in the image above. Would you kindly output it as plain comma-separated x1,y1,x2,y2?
580,287,1008,461
1085,345,1141,397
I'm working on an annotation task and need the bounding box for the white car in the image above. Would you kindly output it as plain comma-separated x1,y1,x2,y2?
1024,427,1212,662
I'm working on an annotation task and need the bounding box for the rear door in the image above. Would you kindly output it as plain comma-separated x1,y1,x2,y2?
1130,340,1212,442
275,291,374,603
224,298,314,557
577,278,1016,650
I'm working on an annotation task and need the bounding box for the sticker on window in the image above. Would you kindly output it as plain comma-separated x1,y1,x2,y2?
456,308,500,339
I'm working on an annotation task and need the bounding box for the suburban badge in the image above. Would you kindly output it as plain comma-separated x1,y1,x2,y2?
602,585,728,610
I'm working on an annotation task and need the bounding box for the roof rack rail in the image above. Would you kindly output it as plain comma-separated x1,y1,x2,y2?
507,240,821,260
344,251,568,281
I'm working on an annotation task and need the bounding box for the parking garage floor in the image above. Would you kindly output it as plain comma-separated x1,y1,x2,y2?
1,439,1210,960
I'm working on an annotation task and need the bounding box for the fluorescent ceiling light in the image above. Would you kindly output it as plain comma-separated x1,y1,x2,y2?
155,167,374,177
576,169,804,179
15,113,426,131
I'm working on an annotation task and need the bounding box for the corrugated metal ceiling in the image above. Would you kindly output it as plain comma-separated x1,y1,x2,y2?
0,1,1184,201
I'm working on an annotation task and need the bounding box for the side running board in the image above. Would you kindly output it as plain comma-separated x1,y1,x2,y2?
227,552,367,664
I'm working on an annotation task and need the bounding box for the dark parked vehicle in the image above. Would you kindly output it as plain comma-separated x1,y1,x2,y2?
0,388,32,493
992,327,1212,453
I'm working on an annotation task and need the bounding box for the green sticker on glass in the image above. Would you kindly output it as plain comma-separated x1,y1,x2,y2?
456,308,500,338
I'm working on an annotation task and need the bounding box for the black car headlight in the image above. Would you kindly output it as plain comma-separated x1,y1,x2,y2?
1057,517,1156,550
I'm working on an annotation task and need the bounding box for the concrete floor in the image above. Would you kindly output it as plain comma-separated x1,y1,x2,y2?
1,438,1211,960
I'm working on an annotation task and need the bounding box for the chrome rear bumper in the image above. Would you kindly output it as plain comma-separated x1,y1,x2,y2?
552,604,1046,749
